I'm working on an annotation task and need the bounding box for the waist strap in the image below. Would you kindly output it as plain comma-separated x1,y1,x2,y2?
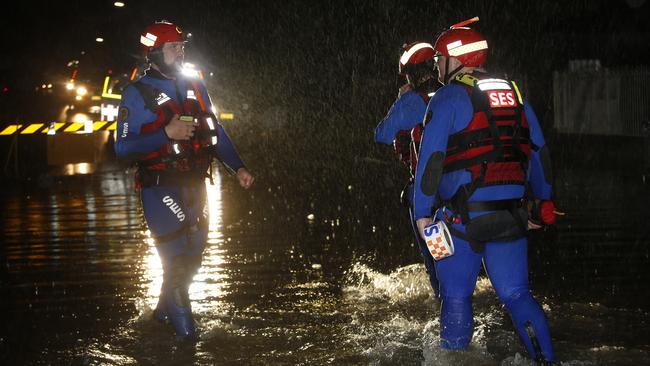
466,199,523,212
137,169,206,188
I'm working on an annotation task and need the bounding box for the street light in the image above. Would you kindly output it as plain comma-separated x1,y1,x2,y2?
114,1,125,7
96,37,104,43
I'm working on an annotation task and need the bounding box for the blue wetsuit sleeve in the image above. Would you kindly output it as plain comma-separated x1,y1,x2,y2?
214,126,245,172
196,82,246,172
374,91,427,144
525,102,553,200
114,85,168,160
413,90,456,219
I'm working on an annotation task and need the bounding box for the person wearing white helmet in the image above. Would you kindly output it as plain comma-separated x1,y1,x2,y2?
375,41,442,297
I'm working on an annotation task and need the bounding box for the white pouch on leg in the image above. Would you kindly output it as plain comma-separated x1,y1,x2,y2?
424,220,454,261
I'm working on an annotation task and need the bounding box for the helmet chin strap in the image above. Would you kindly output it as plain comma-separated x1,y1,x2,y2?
148,48,182,77
443,57,464,85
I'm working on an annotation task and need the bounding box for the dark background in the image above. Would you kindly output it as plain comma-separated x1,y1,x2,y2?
2,0,649,126
1,0,649,302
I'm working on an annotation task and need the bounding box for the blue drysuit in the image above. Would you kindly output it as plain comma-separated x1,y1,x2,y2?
375,90,439,296
413,77,555,362
115,68,245,337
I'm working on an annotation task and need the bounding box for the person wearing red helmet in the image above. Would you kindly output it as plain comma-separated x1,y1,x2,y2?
412,18,557,363
375,41,442,297
115,20,254,339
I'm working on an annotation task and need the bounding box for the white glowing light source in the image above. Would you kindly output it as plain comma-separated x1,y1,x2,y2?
114,1,125,7
173,143,181,154
181,63,199,78
47,84,53,89
71,113,90,123
75,95,82,101
66,82,75,90
76,86,87,96
101,103,119,121
95,37,104,43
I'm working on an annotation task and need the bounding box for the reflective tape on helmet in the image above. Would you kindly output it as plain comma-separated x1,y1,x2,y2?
400,42,434,65
140,32,157,47
447,40,488,57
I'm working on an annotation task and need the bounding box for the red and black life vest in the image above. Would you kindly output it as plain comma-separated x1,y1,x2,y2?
443,73,531,188
134,79,219,174
437,74,532,249
393,91,431,177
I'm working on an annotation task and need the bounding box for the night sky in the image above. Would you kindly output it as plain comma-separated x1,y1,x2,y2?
1,0,649,125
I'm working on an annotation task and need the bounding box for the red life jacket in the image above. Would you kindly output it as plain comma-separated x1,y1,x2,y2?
393,91,431,177
134,80,219,174
442,73,531,188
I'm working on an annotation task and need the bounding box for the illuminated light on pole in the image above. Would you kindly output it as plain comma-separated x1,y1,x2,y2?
114,1,125,7
66,82,75,90
96,37,104,43
76,86,88,96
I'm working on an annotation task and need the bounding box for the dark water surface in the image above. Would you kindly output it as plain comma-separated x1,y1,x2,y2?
1,147,649,365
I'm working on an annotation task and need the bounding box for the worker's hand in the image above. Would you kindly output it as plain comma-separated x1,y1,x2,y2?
416,217,434,241
398,83,413,97
529,199,563,227
527,220,543,230
164,114,196,140
236,167,254,189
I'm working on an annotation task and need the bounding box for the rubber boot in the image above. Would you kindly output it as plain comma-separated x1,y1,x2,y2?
153,282,169,323
165,256,196,338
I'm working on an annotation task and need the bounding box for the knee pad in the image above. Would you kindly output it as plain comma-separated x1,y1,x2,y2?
440,296,473,349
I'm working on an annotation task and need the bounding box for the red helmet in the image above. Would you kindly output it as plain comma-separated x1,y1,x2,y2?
433,17,488,67
140,20,184,56
399,42,435,76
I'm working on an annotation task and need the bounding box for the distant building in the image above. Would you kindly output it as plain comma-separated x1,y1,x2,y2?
553,60,650,137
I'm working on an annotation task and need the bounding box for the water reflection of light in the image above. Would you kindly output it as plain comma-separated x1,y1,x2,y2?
63,163,93,175
143,231,163,309
191,171,228,312
141,168,228,312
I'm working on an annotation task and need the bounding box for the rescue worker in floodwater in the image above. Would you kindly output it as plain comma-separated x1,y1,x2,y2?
412,17,558,364
374,41,442,297
114,20,254,339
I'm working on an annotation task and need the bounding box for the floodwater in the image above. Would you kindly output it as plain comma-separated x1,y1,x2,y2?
1,145,649,365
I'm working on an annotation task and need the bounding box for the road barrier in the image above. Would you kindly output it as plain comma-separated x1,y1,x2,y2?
0,112,235,137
